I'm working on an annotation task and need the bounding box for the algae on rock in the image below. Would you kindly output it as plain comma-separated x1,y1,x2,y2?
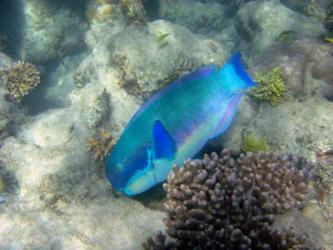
18,0,87,63
236,1,325,56
241,133,270,152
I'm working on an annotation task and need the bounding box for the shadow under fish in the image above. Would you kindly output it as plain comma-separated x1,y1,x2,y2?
105,53,256,196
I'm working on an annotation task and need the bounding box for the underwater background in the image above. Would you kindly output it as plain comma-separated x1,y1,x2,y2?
0,0,333,249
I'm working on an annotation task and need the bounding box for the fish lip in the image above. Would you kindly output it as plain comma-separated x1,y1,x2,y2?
123,186,137,196
123,166,159,196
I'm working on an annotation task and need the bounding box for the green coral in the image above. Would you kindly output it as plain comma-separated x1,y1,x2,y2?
242,134,269,153
155,32,169,43
252,67,286,106
155,32,170,49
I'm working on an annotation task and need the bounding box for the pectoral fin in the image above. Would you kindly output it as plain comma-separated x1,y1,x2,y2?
153,120,176,159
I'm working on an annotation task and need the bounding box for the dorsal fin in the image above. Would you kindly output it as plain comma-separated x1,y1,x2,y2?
153,120,176,159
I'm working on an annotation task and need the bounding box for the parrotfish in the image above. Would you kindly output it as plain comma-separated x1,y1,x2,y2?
106,54,256,195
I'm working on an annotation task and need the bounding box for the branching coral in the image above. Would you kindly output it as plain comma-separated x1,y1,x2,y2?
0,61,41,102
242,133,269,153
144,149,315,250
87,129,116,161
144,231,176,250
252,67,286,106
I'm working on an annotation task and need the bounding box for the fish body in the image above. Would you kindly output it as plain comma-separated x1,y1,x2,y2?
105,54,255,195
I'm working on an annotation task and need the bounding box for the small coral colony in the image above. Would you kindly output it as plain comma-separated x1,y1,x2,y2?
0,61,40,102
0,0,333,249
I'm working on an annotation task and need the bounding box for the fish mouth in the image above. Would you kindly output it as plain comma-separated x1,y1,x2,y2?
123,166,158,196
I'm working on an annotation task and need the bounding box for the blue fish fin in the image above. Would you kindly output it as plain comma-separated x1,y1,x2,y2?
218,53,256,93
153,120,176,159
209,93,243,140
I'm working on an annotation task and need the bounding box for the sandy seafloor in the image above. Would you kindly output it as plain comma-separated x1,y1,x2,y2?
0,0,333,249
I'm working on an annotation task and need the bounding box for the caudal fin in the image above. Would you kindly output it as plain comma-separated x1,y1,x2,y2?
218,53,256,92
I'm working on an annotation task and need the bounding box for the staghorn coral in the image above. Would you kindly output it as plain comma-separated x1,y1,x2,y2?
241,133,269,153
145,149,316,250
0,61,40,102
252,67,286,106
87,129,116,161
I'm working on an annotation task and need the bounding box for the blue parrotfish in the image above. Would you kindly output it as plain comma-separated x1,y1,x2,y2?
105,54,256,196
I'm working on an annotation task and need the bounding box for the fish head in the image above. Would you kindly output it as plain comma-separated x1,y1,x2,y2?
106,144,175,196
106,120,177,196
105,146,160,196
123,158,174,195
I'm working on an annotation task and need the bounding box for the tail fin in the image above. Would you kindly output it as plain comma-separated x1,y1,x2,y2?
218,53,256,92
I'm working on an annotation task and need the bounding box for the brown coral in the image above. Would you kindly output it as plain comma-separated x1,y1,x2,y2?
87,129,116,161
120,0,146,25
143,231,176,250
0,61,40,102
145,149,316,250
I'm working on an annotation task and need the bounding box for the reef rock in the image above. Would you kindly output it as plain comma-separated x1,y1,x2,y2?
0,52,11,68
0,101,164,249
0,196,164,249
159,0,227,33
82,15,230,129
236,0,325,55
109,20,228,97
17,0,87,63
1,1,332,249
223,38,333,161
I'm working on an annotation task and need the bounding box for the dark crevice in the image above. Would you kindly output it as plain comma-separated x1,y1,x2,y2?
142,0,160,21
0,0,24,58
